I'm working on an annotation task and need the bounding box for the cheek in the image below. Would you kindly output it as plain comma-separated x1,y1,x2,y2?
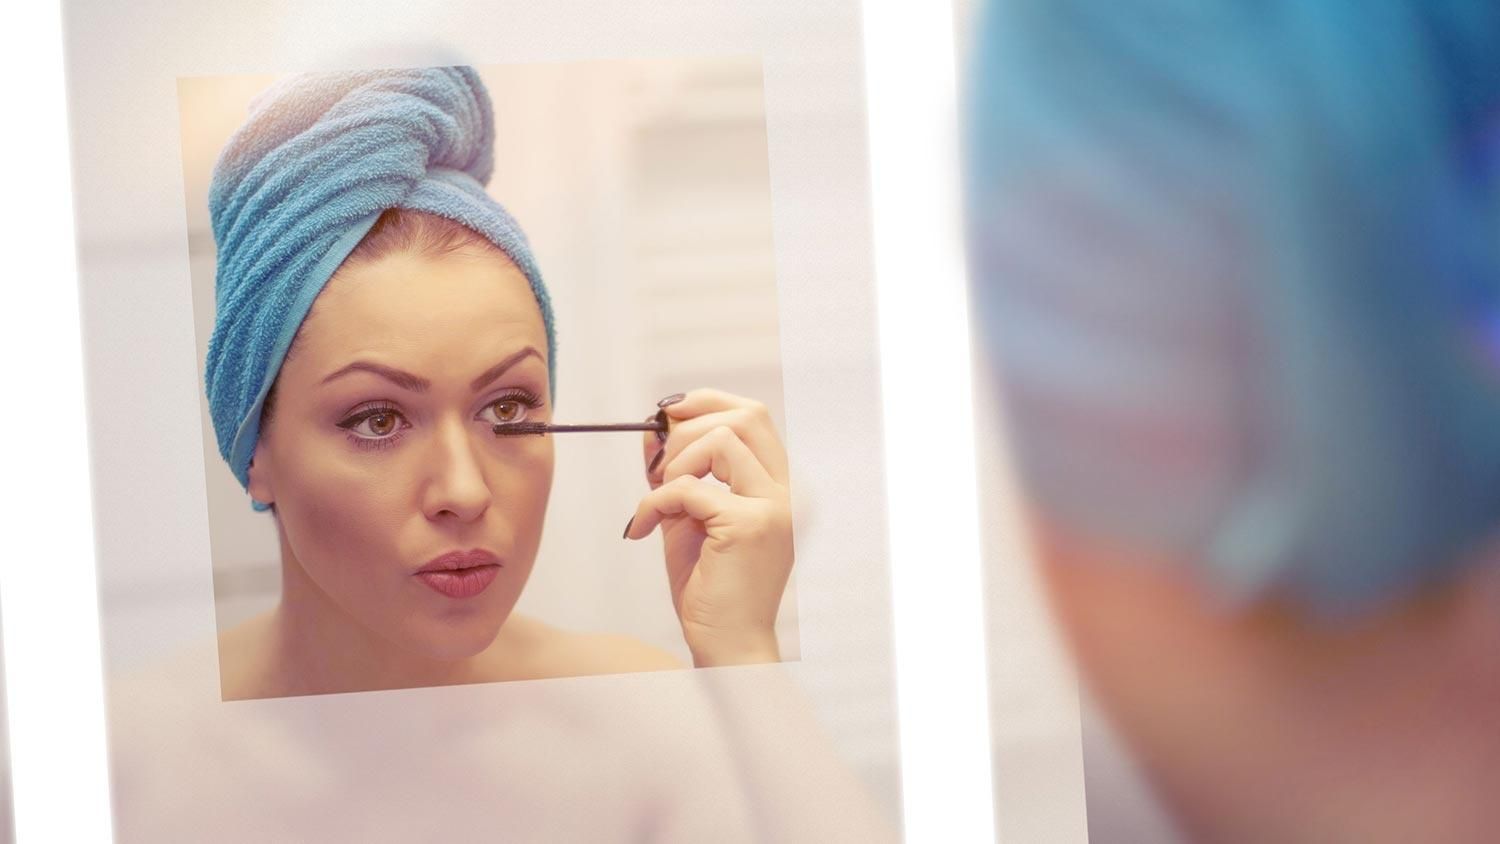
294,431,409,501
494,443,554,546
275,440,410,585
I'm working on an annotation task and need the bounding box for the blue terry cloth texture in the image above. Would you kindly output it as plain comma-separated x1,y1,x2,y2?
965,1,1500,617
204,66,556,511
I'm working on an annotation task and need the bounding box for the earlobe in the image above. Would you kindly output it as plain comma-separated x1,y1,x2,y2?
246,446,275,506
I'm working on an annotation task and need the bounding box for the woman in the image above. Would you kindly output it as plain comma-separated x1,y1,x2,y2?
203,67,793,700
966,1,1500,840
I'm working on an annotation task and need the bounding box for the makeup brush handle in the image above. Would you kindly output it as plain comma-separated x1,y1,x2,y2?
492,421,664,436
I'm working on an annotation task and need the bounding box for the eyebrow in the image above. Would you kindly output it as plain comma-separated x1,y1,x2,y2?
469,347,545,393
320,347,545,394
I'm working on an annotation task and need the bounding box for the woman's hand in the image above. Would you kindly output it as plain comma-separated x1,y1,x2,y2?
623,389,794,667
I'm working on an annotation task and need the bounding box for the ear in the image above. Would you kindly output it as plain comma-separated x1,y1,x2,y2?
246,440,276,507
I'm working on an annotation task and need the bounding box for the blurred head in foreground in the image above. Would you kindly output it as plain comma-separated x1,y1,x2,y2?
966,1,1500,838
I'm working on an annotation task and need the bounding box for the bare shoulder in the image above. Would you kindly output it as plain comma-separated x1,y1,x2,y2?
217,610,271,655
576,631,686,673
215,610,278,700
499,614,686,678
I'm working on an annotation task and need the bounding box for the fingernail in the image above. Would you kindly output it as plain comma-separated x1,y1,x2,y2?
622,516,635,539
654,409,669,444
647,449,665,475
657,392,686,408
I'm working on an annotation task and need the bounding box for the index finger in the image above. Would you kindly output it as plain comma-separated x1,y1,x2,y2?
658,388,768,422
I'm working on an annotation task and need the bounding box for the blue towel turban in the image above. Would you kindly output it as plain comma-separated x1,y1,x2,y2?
965,1,1500,616
204,66,556,511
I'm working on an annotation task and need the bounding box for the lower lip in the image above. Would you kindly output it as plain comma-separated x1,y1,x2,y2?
414,565,500,599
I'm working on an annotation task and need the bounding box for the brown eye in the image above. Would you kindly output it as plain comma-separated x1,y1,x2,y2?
368,412,397,436
477,391,540,428
492,400,525,423
337,406,408,440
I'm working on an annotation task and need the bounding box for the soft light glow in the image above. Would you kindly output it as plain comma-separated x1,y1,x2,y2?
0,0,117,839
861,1,999,840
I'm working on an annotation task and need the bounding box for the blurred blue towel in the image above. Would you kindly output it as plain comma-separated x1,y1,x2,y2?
204,66,555,510
966,1,1500,615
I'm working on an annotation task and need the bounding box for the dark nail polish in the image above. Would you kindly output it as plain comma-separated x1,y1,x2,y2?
657,392,686,408
622,516,635,539
648,449,665,475
654,409,669,443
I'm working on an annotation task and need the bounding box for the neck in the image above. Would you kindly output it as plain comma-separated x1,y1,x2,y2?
1036,519,1500,842
1158,568,1500,841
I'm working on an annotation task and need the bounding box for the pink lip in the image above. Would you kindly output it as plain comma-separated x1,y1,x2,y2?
414,549,502,599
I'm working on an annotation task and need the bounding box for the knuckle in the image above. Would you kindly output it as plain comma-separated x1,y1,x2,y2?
740,500,774,531
733,405,769,431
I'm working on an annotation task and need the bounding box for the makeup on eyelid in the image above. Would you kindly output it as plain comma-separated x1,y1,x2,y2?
334,389,545,448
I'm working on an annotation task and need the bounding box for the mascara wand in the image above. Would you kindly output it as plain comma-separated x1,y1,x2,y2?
493,409,670,439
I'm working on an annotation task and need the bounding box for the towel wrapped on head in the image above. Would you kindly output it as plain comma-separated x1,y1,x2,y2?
204,66,556,511
965,1,1500,616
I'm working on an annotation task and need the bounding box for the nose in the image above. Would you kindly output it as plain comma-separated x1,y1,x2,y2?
420,420,492,523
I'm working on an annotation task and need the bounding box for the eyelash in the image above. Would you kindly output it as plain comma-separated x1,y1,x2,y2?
335,389,545,452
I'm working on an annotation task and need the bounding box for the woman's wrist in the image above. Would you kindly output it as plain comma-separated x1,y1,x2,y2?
689,630,782,668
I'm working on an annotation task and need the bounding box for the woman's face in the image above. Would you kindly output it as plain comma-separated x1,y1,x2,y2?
247,244,554,661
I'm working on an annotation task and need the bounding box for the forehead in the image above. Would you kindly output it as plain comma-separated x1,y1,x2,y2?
297,247,548,361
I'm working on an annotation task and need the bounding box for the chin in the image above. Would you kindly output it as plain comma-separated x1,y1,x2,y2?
403,614,507,662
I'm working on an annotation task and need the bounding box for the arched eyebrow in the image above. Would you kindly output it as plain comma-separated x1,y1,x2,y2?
320,347,545,394
469,347,545,393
